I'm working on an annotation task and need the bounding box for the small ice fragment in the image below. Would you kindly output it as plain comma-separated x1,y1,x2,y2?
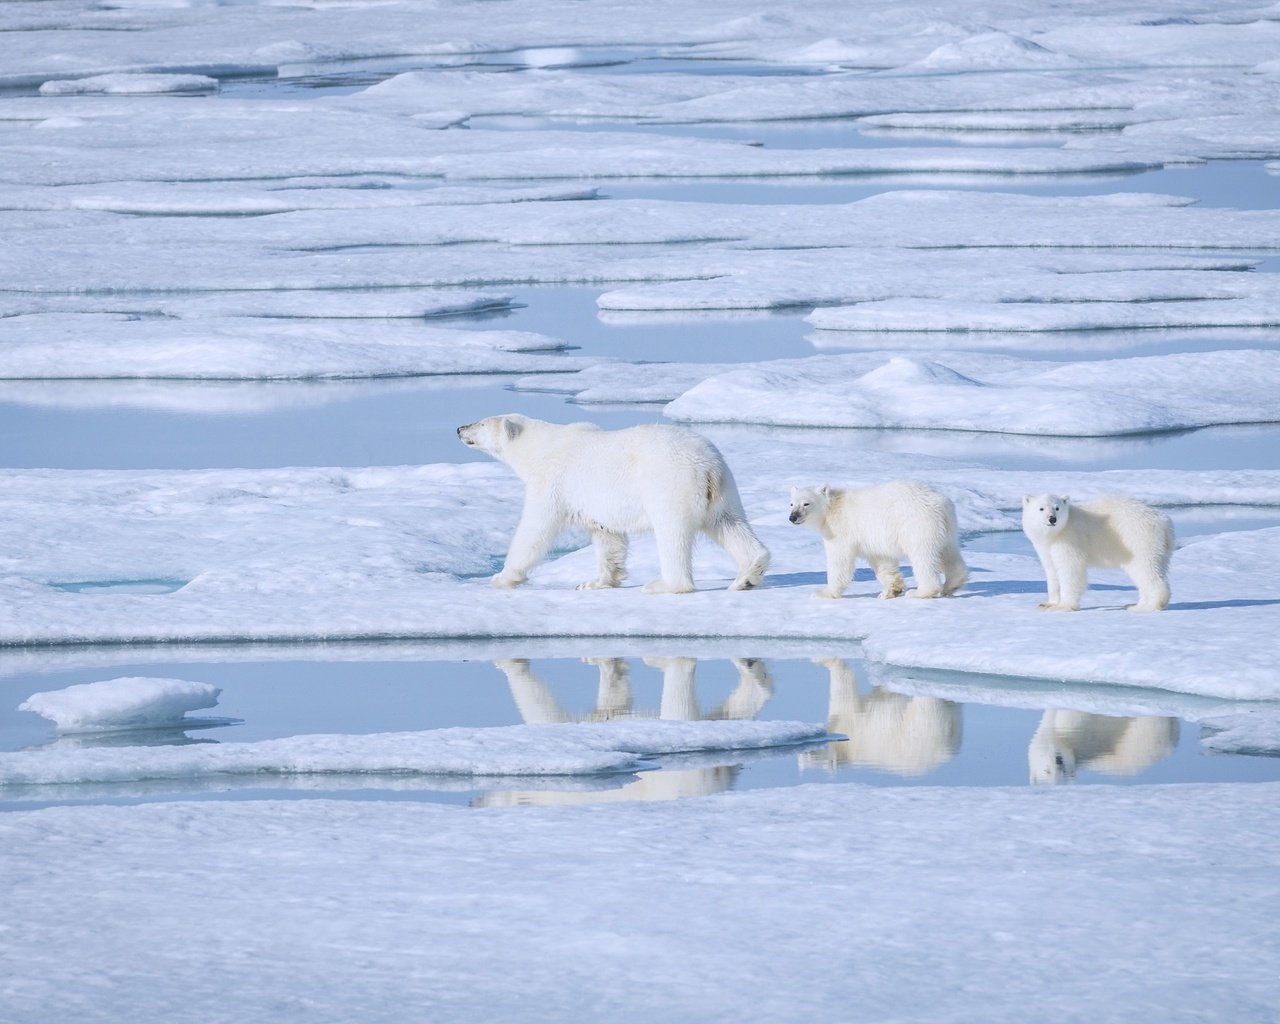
19,677,222,734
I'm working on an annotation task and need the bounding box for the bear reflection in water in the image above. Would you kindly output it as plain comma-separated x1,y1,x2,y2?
474,656,775,807
800,657,963,777
1029,709,1179,784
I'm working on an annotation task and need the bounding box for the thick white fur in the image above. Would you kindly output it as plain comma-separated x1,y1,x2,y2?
1028,710,1179,784
1021,493,1173,612
458,414,769,594
789,480,968,600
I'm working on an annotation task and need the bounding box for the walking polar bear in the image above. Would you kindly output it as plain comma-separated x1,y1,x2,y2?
1021,494,1173,612
788,481,968,600
457,415,769,594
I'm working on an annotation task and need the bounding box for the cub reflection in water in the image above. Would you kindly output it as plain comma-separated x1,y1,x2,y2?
1029,710,1179,784
801,658,962,777
475,656,775,807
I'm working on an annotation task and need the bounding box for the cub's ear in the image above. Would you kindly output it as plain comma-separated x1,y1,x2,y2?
503,417,524,442
1023,495,1031,504
818,483,830,497
1062,495,1070,504
789,486,799,500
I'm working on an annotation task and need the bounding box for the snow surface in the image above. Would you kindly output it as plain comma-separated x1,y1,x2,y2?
2,783,1278,1023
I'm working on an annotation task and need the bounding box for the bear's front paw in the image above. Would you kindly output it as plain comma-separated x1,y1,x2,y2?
812,589,842,600
491,573,524,589
576,579,618,591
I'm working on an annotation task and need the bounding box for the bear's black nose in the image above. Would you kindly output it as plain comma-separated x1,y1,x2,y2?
456,426,465,437
1048,515,1057,526
789,511,800,524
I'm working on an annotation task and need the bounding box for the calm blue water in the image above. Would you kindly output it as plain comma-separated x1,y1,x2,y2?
2,652,1276,810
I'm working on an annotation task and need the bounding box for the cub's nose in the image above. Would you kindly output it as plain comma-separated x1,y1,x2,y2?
788,510,801,524
1048,515,1057,526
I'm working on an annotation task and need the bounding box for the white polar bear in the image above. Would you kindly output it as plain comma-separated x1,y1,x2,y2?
457,414,769,594
788,480,968,599
1021,494,1173,612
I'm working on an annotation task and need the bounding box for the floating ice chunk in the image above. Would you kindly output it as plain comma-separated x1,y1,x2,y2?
901,32,1087,74
807,297,1280,333
39,73,218,96
1200,710,1280,757
0,315,585,380
664,350,1280,436
19,677,221,733
0,720,828,787
516,362,741,405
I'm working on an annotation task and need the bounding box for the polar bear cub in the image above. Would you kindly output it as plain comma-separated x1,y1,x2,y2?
458,414,769,594
1021,494,1173,612
789,481,968,600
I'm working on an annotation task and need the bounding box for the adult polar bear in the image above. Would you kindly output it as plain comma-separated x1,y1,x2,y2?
458,415,769,594
1021,494,1173,612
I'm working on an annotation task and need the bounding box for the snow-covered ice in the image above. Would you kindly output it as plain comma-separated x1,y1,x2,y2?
18,676,221,733
2,783,1277,1023
2,453,1278,701
0,718,828,789
662,350,1280,435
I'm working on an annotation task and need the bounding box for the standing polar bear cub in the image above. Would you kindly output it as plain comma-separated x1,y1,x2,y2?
458,415,769,594
789,481,968,600
1022,494,1173,612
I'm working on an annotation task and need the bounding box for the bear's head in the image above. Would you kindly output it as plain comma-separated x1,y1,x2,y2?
789,484,830,528
457,414,528,460
1022,493,1070,536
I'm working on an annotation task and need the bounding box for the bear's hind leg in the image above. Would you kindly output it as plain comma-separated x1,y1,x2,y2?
1127,565,1170,612
578,528,628,590
707,515,770,591
941,543,969,596
905,547,944,598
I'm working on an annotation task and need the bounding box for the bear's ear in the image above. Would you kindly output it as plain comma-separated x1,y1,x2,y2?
1062,495,1070,504
818,483,830,497
503,417,524,442
789,486,799,500
1023,495,1031,504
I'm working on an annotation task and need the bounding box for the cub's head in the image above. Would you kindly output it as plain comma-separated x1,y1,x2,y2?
457,414,529,461
789,485,830,527
1022,494,1069,535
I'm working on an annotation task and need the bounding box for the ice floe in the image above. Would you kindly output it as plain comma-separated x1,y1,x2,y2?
39,73,218,96
0,315,588,380
19,677,222,733
2,455,1279,701
662,350,1280,435
0,719,828,788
